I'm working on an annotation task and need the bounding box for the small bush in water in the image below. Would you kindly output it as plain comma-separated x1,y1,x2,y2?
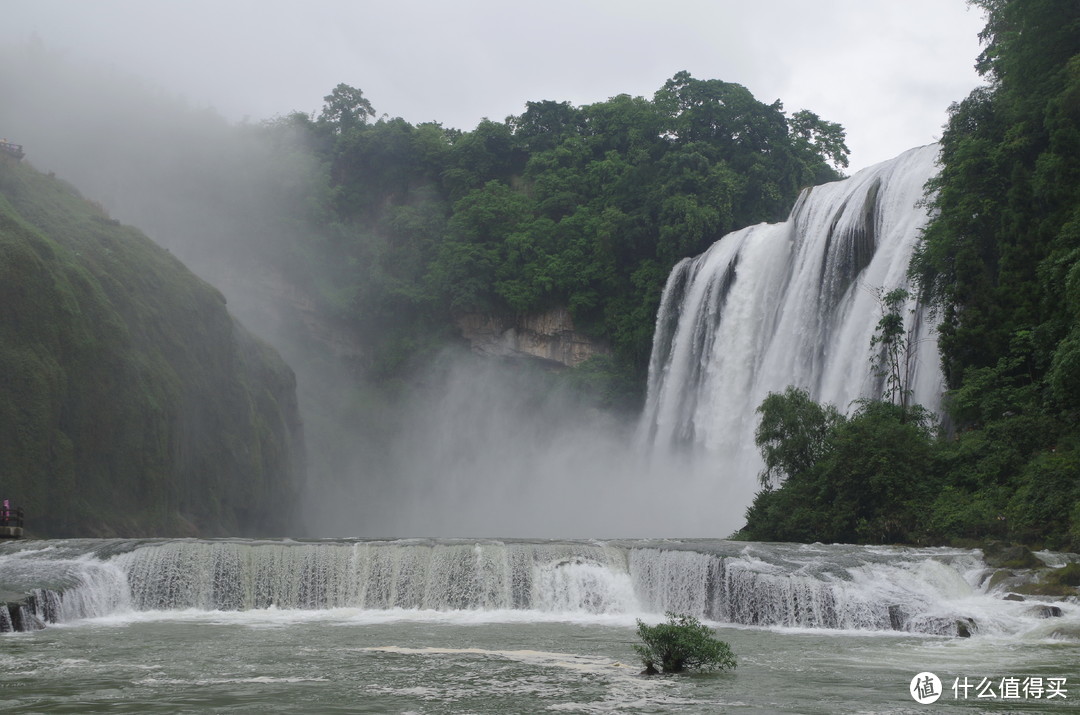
634,612,737,673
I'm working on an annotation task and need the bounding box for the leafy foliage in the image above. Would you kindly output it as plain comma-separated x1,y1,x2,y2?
633,612,737,674
745,390,938,544
869,288,918,413
317,83,376,134
259,74,848,397
905,0,1080,548
755,387,843,490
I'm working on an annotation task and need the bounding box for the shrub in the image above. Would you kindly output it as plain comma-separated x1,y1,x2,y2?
633,612,737,674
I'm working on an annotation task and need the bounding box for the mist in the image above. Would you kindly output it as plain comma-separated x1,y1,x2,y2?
323,351,751,538
0,41,751,538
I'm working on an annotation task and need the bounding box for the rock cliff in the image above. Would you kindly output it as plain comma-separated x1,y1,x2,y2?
455,307,610,368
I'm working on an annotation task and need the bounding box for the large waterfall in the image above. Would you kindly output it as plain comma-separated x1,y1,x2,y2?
640,145,944,478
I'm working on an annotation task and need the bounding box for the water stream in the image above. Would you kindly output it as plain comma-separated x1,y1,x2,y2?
2,538,1076,712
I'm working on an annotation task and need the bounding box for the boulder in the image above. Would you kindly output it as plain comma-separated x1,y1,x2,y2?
982,544,1045,569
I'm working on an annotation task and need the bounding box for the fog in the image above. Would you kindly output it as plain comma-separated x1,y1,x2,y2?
342,352,752,538
0,42,757,538
4,0,985,173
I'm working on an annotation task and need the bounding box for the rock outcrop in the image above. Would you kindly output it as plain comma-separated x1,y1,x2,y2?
455,307,610,368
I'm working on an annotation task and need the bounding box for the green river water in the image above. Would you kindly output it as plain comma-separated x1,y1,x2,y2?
2,610,1076,713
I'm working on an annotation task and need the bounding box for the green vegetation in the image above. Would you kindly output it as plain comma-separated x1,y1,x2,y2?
634,612,737,674
0,157,304,537
914,0,1080,550
869,287,918,415
741,1,1080,552
743,390,938,544
252,73,848,402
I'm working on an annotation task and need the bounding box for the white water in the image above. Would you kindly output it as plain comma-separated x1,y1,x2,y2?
5,539,1077,712
640,145,945,501
3,539,1076,641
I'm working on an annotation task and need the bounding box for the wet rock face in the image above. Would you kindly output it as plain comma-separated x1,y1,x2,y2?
987,559,1080,600
456,308,610,367
955,618,977,638
2,590,62,632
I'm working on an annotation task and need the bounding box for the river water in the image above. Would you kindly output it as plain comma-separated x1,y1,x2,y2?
1,538,1077,713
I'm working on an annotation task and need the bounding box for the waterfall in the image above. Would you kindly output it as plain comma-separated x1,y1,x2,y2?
6,538,1073,639
639,145,944,472
114,540,634,614
0,542,130,630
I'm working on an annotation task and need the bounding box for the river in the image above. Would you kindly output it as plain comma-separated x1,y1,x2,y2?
1,538,1076,713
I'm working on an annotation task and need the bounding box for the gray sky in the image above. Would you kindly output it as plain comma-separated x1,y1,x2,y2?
4,0,985,172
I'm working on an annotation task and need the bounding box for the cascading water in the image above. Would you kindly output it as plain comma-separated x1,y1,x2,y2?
113,540,634,613
640,145,944,479
3,539,1075,640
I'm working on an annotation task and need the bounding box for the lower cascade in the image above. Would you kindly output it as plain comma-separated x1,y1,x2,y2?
2,539,1076,639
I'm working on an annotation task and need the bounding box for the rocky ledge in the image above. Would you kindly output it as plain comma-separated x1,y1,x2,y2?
455,307,610,368
1,589,62,632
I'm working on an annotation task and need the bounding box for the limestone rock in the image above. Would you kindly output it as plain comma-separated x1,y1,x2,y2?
456,308,610,368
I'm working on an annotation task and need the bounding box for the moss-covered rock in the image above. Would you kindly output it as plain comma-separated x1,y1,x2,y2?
0,157,304,536
1009,581,1077,598
981,543,1046,569
1001,563,1080,598
1048,562,1080,587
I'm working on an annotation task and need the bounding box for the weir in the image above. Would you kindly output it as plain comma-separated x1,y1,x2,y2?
2,538,1074,638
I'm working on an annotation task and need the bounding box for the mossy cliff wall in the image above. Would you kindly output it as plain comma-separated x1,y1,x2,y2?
0,156,304,536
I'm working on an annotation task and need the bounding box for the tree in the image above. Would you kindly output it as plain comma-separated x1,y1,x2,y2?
812,400,937,543
653,71,785,155
509,99,584,153
745,395,938,544
789,109,850,171
318,83,375,134
755,386,844,489
634,612,737,674
869,287,917,416
282,74,851,404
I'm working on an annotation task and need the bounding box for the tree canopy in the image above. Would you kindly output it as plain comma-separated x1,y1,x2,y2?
262,73,848,399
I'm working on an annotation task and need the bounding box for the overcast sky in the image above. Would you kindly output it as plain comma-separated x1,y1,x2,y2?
5,0,986,173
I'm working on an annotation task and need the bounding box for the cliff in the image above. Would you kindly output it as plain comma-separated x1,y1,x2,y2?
455,307,610,368
0,156,305,537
